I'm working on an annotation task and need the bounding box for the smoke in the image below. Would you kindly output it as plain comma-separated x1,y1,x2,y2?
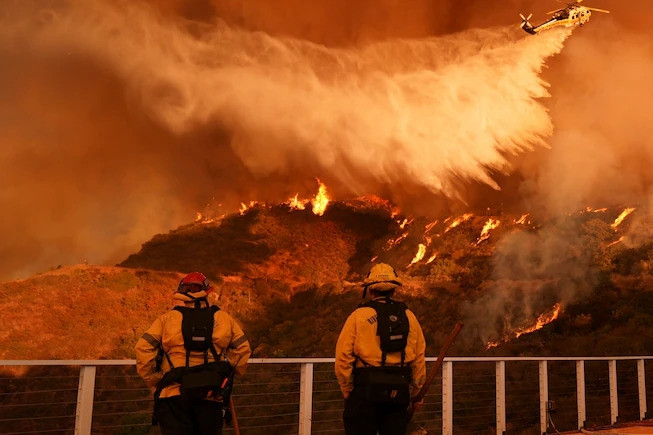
457,2,653,345
0,0,573,280
462,222,594,345
24,0,568,193
536,27,653,214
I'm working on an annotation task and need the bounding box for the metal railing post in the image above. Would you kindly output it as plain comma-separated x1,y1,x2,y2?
299,362,313,435
74,365,96,435
443,360,453,435
609,360,618,424
496,361,506,435
638,359,647,420
539,361,548,435
577,360,586,430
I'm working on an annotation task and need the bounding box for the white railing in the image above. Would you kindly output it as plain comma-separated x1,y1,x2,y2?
0,357,651,434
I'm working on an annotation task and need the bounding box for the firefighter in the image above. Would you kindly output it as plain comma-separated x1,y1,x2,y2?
135,272,251,435
335,263,426,435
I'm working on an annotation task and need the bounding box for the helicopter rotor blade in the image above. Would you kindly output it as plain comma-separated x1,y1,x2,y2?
586,7,610,13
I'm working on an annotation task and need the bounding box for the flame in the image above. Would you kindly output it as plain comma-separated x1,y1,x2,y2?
425,220,439,233
287,193,308,211
515,303,561,338
476,219,500,245
195,212,217,224
371,256,378,262
386,232,409,250
426,253,437,264
399,218,412,230
239,201,259,215
409,243,427,266
486,340,501,349
583,206,608,214
445,213,474,233
611,207,636,229
312,179,330,216
513,214,530,225
607,236,625,247
486,303,562,349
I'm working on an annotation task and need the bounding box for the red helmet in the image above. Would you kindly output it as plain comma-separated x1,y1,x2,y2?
177,272,212,294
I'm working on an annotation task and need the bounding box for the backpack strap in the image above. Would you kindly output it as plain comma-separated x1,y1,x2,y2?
385,296,407,367
174,305,222,367
364,297,409,367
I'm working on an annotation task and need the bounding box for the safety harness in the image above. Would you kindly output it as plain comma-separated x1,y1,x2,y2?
353,296,412,404
151,305,233,425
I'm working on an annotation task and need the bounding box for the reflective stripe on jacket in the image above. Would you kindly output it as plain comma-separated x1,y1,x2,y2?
135,301,251,399
335,297,426,398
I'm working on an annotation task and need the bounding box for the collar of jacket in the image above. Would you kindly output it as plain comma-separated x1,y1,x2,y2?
173,290,209,306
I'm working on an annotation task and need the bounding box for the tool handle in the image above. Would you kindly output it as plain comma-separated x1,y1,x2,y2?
407,321,463,421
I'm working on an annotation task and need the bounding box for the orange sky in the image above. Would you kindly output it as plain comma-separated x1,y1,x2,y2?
1,0,652,280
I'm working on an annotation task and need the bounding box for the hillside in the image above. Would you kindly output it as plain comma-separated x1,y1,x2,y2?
2,200,653,360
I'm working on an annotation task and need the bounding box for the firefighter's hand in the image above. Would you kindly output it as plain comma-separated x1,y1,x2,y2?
411,399,424,412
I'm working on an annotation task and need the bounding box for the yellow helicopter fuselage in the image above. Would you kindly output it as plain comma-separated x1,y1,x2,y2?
522,6,592,34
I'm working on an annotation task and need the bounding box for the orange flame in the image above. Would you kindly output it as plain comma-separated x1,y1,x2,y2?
476,219,500,245
486,303,562,349
409,243,427,267
425,220,439,233
287,193,308,211
239,201,259,215
513,214,530,225
386,232,409,250
426,253,437,264
195,212,218,224
583,206,608,213
607,236,625,247
445,213,474,233
312,179,330,216
611,207,636,229
399,218,413,230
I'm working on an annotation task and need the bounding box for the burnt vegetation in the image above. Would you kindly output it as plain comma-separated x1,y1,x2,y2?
2,201,653,434
2,201,652,360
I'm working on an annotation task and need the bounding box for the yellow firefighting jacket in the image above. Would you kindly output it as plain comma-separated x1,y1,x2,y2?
335,297,426,398
135,293,251,399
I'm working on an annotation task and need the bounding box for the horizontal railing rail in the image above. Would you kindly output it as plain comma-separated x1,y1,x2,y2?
0,357,651,435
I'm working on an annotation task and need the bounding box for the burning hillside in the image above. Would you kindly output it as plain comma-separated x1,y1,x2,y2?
2,193,653,360
121,194,653,352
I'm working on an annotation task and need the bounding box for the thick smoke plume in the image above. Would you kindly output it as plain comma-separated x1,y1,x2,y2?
462,1,653,345
0,0,570,280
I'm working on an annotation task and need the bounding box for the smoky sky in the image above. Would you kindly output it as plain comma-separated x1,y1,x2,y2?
1,0,652,281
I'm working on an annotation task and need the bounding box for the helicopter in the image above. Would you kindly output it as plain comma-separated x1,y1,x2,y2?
520,0,610,35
